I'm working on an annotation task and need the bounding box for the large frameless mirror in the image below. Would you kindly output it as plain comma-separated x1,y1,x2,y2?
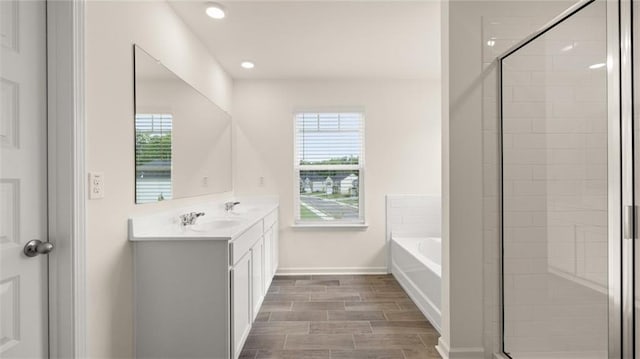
133,45,232,204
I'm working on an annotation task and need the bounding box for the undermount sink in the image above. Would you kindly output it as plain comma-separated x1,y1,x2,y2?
187,217,244,232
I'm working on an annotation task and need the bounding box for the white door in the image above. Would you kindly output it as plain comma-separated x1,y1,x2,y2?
0,1,49,358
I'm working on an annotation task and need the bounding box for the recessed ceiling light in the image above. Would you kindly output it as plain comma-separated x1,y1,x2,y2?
589,62,606,69
205,2,225,19
241,61,255,69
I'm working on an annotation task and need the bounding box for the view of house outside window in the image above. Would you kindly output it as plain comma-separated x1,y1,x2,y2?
294,112,364,224
135,114,173,203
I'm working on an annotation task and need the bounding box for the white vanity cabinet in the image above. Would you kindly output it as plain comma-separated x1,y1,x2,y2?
250,237,264,320
262,211,277,291
131,205,279,359
231,251,252,358
272,220,279,277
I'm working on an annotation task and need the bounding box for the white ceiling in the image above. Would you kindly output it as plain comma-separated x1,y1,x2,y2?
168,1,441,80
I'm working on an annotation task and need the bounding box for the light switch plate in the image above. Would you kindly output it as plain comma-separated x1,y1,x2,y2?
89,172,105,199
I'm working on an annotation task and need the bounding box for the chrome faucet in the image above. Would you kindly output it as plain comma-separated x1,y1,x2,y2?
179,212,205,226
225,201,240,212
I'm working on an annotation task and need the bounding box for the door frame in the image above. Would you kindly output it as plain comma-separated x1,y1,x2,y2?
619,0,635,356
46,1,87,358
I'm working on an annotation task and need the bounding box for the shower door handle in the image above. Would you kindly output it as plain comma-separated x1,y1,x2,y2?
624,205,636,240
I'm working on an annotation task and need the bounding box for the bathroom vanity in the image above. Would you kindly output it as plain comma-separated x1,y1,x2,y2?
129,201,279,359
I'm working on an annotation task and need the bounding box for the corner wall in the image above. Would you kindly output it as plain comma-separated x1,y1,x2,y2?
85,2,233,357
232,79,441,273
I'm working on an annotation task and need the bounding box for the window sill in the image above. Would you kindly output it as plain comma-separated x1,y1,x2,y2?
291,223,369,230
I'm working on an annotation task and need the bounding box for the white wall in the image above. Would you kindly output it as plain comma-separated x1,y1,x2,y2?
85,2,233,357
233,79,441,273
441,2,486,355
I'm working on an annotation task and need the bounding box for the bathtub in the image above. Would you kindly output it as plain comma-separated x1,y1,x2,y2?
391,235,441,333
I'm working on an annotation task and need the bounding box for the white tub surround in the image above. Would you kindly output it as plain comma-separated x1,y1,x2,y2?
385,195,441,271
391,236,442,333
129,199,279,359
386,195,442,333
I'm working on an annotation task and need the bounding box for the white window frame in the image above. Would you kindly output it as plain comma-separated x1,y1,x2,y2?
293,110,366,227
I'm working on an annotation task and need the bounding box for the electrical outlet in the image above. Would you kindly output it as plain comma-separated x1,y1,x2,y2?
259,176,265,186
89,172,105,199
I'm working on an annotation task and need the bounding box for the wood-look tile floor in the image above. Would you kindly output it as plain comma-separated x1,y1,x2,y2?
239,275,441,359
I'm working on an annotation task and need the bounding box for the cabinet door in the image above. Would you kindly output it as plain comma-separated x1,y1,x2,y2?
231,253,252,359
272,221,279,277
263,228,273,290
251,238,264,319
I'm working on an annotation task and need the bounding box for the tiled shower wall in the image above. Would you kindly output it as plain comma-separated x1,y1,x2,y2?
386,195,441,238
482,2,607,357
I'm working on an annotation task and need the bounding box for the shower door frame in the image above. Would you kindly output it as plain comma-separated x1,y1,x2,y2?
497,0,633,357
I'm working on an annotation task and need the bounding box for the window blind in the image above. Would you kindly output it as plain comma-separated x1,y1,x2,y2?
135,114,173,203
296,112,363,166
294,112,364,224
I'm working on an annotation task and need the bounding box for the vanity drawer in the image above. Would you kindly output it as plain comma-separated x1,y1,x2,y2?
264,210,278,229
230,221,263,265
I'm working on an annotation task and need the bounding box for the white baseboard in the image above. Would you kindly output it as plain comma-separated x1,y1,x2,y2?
276,267,389,275
436,338,450,359
436,337,485,359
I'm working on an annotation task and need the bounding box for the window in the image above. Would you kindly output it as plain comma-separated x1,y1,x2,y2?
294,112,365,225
135,114,173,203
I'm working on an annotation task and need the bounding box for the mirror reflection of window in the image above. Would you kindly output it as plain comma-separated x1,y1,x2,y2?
135,114,173,203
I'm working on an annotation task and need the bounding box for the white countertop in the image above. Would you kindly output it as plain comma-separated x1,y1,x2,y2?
128,199,278,242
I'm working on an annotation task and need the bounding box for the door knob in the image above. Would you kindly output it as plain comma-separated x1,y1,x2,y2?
23,240,54,257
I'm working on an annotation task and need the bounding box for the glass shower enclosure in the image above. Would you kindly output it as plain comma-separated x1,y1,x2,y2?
499,0,637,357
